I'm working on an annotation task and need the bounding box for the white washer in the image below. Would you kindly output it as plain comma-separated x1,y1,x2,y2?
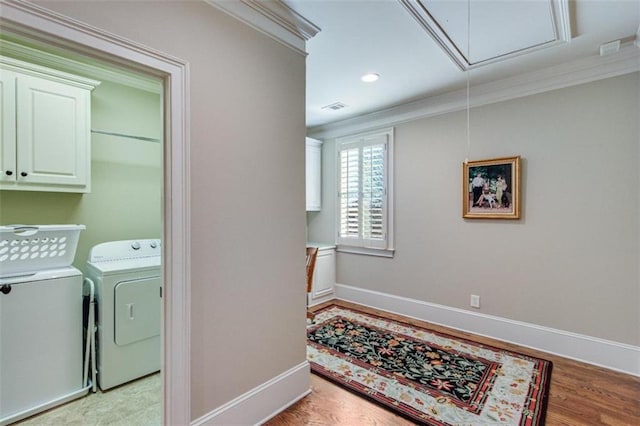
86,239,161,390
0,224,88,425
0,268,85,425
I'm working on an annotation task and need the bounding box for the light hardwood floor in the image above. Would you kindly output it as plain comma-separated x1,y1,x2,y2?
267,300,640,426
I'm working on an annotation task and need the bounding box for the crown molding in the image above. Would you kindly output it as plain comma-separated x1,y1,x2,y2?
0,55,100,89
205,0,320,56
308,45,640,140
0,38,161,93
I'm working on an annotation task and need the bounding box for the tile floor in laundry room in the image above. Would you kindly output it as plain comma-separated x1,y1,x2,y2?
15,373,160,426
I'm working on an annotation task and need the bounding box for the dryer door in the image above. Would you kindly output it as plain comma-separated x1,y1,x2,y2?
114,276,161,346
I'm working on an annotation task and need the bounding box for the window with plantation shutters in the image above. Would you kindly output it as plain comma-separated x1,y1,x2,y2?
337,128,394,255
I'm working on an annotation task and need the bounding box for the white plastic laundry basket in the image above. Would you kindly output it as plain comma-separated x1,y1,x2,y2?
0,224,85,276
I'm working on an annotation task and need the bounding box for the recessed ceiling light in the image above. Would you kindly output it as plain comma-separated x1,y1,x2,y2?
361,73,380,83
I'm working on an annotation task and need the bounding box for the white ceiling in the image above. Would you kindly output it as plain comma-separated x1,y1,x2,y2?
284,0,640,129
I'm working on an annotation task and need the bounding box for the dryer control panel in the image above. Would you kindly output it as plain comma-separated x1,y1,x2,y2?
88,239,161,263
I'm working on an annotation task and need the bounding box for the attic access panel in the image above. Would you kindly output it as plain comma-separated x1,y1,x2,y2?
400,0,571,70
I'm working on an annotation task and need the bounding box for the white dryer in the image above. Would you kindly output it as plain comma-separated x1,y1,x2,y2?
86,239,161,390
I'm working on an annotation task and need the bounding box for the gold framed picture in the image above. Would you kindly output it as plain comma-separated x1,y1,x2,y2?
463,156,521,219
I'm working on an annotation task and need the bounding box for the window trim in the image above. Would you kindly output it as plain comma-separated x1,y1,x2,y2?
335,127,394,256
336,245,395,258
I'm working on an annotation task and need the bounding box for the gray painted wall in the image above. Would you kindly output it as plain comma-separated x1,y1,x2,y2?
33,0,308,420
309,73,640,346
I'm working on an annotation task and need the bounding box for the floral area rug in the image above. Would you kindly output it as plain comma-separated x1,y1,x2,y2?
307,305,552,425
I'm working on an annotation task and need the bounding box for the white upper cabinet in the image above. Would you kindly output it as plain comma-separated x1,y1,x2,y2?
0,57,99,193
306,137,322,211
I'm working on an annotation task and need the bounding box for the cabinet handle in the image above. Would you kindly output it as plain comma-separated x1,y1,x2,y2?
5,170,12,176
20,172,28,177
0,285,11,295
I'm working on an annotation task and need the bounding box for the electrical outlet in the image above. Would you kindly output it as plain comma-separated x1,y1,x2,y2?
470,294,480,308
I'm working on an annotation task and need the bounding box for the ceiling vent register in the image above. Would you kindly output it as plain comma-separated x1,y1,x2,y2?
322,102,348,111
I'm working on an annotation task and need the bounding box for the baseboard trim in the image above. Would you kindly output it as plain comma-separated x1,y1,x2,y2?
335,284,640,376
191,361,311,426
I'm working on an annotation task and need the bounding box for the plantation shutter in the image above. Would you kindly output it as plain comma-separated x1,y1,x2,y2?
362,135,387,248
339,142,360,244
337,134,388,249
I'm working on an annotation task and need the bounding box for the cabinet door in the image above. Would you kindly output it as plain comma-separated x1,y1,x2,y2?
15,74,90,189
306,138,322,211
0,70,16,183
311,248,335,301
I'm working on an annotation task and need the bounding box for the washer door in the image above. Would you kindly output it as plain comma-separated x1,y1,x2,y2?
114,276,161,346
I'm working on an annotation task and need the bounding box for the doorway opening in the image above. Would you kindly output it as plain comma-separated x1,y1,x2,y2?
0,3,190,424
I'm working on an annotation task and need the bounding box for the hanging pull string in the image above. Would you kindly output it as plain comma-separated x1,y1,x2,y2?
465,0,471,164
465,63,470,164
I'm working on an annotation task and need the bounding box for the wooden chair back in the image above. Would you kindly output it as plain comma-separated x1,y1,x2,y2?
306,247,318,294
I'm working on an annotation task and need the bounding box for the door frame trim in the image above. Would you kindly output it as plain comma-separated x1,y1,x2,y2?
0,1,191,424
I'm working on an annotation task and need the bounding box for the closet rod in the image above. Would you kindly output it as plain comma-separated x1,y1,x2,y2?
91,129,160,143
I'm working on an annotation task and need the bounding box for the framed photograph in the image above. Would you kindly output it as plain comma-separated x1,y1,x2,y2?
463,156,521,219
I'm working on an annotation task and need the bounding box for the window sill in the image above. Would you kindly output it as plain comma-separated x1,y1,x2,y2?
336,245,395,258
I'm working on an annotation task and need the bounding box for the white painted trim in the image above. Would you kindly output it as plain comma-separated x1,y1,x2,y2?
308,45,640,139
0,55,100,89
205,0,320,56
335,283,640,376
305,137,323,148
399,0,572,70
336,245,395,258
0,1,191,424
162,56,192,426
191,362,311,426
241,0,320,41
0,38,161,93
335,127,395,253
312,287,334,299
309,293,335,307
